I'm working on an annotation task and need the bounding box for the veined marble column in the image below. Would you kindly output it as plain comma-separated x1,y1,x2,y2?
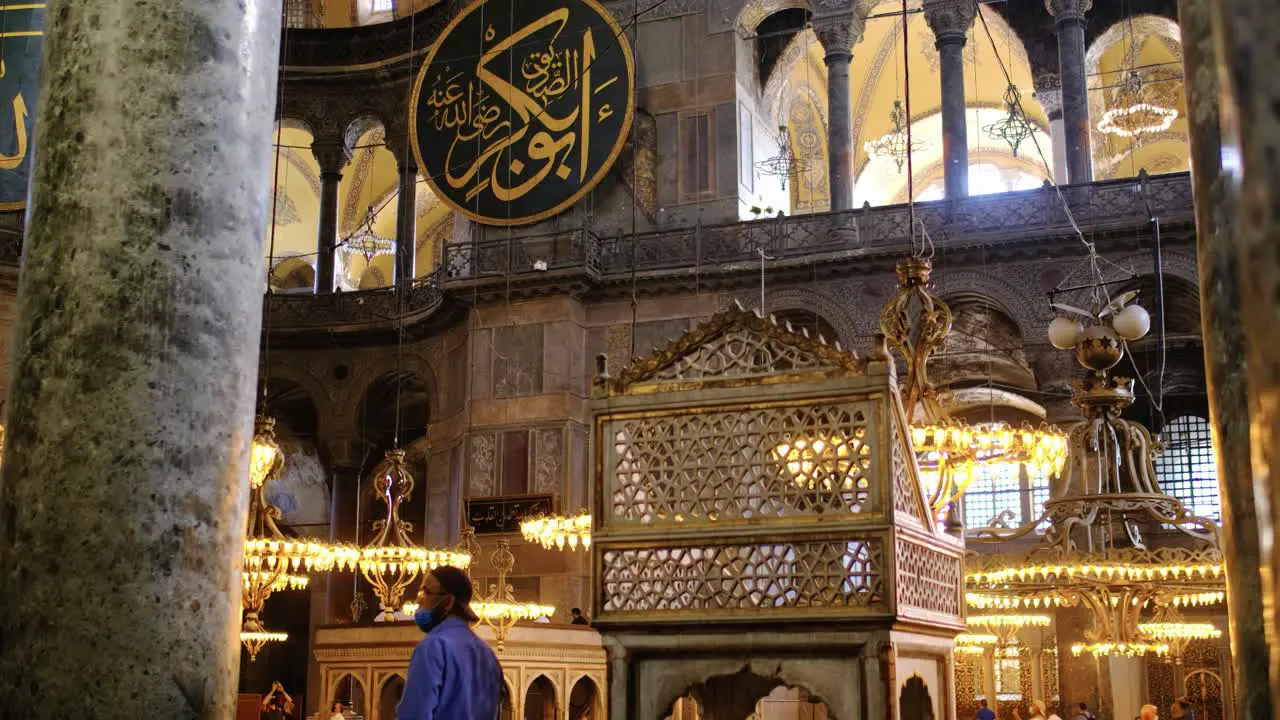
1034,74,1070,185
813,13,865,212
0,0,282,716
1177,0,1272,716
394,159,418,287
924,0,977,199
1196,0,1280,709
312,139,349,294
1045,0,1093,184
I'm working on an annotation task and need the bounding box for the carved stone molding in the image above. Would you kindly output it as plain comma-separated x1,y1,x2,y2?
812,13,865,59
922,0,978,45
1044,0,1092,23
311,139,351,176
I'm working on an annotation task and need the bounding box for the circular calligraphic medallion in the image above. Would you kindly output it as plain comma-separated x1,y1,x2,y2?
0,2,45,211
410,0,634,226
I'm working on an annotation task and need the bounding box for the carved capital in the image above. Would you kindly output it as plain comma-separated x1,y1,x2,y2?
812,13,864,60
311,139,351,177
1044,0,1092,23
922,0,977,45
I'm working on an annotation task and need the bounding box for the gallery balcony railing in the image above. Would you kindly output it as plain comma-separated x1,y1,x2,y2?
438,171,1193,286
264,273,444,333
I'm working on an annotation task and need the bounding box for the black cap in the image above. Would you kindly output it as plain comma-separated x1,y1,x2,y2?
431,565,479,622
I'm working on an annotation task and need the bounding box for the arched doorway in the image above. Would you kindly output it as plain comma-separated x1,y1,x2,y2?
900,675,936,720
378,675,405,720
1184,669,1225,720
748,685,831,719
663,695,701,720
524,675,558,720
569,676,602,720
331,674,367,718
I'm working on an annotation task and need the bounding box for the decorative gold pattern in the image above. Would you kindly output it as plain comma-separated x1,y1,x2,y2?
600,304,865,395
607,403,876,524
600,539,884,614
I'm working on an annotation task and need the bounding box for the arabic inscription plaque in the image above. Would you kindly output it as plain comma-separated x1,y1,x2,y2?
410,0,634,226
0,2,44,211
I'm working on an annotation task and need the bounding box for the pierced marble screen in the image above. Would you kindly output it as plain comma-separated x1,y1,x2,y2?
605,401,879,526
601,539,884,614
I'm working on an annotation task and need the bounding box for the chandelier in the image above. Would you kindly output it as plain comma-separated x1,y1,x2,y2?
965,289,1226,658
755,125,809,191
241,417,348,660
878,257,1068,517
475,540,555,651
983,84,1037,157
864,100,927,173
1096,69,1178,139
520,511,592,551
359,448,470,619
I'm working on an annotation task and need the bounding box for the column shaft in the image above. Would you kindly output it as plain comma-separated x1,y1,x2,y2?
1209,0,1280,704
316,168,341,293
1177,0,1272,716
395,162,417,287
0,0,282,716
825,51,853,211
938,37,968,198
1055,17,1093,184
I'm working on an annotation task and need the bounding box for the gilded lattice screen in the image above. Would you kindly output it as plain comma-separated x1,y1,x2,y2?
591,307,964,628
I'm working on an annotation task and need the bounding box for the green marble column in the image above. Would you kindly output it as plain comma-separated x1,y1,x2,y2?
0,0,283,716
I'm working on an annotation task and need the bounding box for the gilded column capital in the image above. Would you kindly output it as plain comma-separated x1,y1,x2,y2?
922,0,977,45
310,138,352,177
1034,73,1064,119
1044,0,1092,23
812,12,864,61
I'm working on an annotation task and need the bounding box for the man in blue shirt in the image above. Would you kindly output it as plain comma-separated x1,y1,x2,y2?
398,566,504,720
976,699,996,720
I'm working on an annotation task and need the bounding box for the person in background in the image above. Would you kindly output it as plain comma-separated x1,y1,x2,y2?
1171,697,1196,720
399,565,504,720
1141,704,1160,720
570,607,590,625
976,698,996,720
261,682,294,720
328,702,347,720
1075,702,1096,720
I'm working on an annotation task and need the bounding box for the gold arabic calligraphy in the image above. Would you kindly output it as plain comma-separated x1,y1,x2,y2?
0,60,28,170
424,9,620,205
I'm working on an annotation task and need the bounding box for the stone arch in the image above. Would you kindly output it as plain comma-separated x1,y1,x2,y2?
377,673,406,720
933,290,1035,392
646,659,858,720
277,115,316,136
764,287,857,348
523,674,559,720
343,112,391,150
330,672,368,718
658,666,843,720
271,256,316,291
261,362,339,437
735,0,810,36
568,675,603,720
930,268,1045,339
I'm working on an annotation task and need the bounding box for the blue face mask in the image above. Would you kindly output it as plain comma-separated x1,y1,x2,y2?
415,603,443,633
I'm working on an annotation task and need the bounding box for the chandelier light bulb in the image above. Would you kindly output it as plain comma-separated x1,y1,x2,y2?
1112,304,1151,341
1047,316,1083,350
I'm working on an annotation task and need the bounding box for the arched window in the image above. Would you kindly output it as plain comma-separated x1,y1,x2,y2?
962,463,1051,532
1154,416,1220,522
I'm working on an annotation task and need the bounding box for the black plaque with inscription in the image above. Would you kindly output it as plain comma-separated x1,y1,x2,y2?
410,0,634,226
465,494,555,535
0,2,44,211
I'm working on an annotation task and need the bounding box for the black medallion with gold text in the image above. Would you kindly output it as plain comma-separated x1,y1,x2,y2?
410,0,634,226
0,2,44,211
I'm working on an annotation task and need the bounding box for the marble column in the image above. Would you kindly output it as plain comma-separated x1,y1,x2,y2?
1045,0,1093,184
394,159,418,287
1034,74,1070,185
0,0,282,716
924,0,977,199
1177,0,1273,716
312,139,349,294
1193,0,1280,709
813,13,865,212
